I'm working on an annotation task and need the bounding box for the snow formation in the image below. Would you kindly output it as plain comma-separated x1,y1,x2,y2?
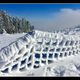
0,28,80,76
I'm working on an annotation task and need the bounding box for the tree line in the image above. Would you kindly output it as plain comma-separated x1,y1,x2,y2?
0,10,34,34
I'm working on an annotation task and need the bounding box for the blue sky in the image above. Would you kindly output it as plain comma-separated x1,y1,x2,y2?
0,4,80,17
0,4,80,31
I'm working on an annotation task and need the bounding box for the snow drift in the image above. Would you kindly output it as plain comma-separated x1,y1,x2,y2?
0,29,80,76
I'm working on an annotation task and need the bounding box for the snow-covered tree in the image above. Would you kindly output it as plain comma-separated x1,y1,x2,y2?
0,10,34,34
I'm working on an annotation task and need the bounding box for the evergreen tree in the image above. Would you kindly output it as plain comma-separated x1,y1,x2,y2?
0,10,34,34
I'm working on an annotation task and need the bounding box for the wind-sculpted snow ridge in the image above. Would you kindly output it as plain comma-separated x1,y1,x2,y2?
0,33,33,66
0,30,80,76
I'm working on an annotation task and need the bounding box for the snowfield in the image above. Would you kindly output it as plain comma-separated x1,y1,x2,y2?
1,55,80,77
0,33,26,50
0,29,80,77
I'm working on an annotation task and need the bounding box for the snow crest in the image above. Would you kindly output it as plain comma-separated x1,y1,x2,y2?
0,33,32,63
0,30,80,76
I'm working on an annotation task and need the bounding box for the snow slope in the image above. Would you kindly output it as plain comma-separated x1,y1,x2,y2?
0,33,26,50
1,54,80,77
0,30,80,76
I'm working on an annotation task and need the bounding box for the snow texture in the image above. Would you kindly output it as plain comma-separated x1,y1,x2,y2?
0,28,80,76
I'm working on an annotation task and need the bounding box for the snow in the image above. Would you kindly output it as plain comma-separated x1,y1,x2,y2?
1,54,80,77
0,33,26,50
42,54,80,77
1,30,80,76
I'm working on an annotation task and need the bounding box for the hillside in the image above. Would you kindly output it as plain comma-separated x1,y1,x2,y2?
1,10,80,77
0,29,80,76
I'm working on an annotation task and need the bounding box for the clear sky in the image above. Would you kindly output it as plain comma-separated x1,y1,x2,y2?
0,3,80,31
0,4,79,17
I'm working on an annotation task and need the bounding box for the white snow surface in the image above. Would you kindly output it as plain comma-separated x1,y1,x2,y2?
0,33,26,50
1,55,80,77
0,30,80,76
